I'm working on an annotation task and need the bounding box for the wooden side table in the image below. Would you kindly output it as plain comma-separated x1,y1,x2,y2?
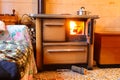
94,32,120,66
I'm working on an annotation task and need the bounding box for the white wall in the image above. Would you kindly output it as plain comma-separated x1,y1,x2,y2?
1,0,120,32
45,0,120,32
0,0,38,17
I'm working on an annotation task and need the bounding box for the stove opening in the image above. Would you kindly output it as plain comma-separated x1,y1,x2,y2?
69,21,85,35
68,20,87,42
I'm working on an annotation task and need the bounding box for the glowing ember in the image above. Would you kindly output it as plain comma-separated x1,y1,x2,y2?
69,21,84,35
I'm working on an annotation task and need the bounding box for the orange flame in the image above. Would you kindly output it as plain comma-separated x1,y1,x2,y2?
69,21,84,35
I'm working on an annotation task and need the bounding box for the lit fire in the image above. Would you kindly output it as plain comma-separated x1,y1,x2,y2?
69,21,84,35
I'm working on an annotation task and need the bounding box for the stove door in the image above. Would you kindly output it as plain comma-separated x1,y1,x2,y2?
43,19,66,41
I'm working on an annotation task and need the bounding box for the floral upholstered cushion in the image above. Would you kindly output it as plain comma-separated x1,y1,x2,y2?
0,25,30,44
6,25,31,43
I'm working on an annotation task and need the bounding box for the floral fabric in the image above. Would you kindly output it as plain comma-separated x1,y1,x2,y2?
7,25,31,42
0,25,37,80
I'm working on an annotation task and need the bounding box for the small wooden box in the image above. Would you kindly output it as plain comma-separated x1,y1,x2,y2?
0,14,18,25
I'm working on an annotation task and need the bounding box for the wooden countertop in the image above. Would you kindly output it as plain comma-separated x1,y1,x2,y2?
30,14,99,19
95,31,120,35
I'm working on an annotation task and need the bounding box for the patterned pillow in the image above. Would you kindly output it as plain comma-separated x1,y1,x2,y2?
6,25,31,43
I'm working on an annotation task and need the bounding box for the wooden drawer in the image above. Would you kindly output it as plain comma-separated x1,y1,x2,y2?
43,43,88,64
43,19,65,41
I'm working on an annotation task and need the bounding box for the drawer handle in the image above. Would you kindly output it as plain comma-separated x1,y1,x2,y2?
47,49,85,53
45,23,64,26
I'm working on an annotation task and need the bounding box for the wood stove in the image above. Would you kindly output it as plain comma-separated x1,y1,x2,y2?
30,14,99,71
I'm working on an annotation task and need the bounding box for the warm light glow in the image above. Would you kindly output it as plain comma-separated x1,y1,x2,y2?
70,21,77,35
69,21,84,35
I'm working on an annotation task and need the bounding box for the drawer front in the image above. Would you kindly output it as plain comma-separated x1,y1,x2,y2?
101,36,120,47
99,47,120,64
43,19,65,41
43,45,88,64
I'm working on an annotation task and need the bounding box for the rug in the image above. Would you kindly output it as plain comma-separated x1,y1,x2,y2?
34,67,120,80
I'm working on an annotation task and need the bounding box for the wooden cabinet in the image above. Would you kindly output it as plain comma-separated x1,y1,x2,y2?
94,32,120,65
